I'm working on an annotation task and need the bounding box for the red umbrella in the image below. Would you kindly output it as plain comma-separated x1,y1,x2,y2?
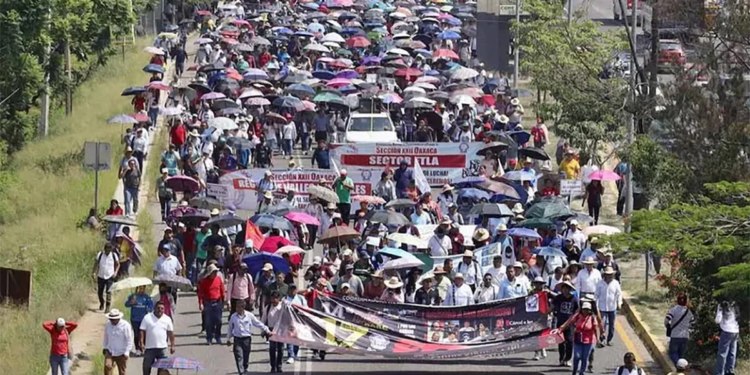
328,60,350,69
129,113,148,123
196,10,211,16
346,36,371,48
147,81,170,91
220,30,240,38
433,49,459,60
222,37,238,45
165,175,200,192
479,94,496,107
393,67,423,77
259,236,302,265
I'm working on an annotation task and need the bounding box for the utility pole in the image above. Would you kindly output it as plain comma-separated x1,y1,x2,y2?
38,4,52,137
567,0,573,25
513,0,521,88
625,0,638,232
65,41,72,115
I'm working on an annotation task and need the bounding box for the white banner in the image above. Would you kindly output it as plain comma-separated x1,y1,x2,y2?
329,142,488,186
216,168,382,211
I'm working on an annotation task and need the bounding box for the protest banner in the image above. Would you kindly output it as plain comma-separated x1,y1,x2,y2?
216,168,382,211
329,142,487,186
271,293,562,359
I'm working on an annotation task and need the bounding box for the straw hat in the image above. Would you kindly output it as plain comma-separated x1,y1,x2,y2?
210,208,220,215
496,223,508,232
207,264,220,273
441,184,454,193
511,203,524,214
371,270,384,279
454,272,465,280
432,266,447,275
262,263,273,271
106,309,124,320
498,114,509,123
473,228,490,242
326,202,337,210
582,256,597,265
384,276,404,289
560,281,576,290
462,250,474,258
263,191,273,199
510,98,520,106
602,266,617,275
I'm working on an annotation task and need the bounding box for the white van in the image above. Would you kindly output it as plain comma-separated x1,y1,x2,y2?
344,112,399,143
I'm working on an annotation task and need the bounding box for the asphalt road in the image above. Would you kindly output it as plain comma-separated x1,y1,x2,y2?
125,14,662,375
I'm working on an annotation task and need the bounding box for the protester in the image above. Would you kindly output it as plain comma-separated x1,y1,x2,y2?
139,301,175,375
102,309,134,375
263,291,285,372
664,293,694,366
595,266,622,346
714,300,740,375
197,264,226,345
557,301,603,375
43,318,77,375
125,286,153,356
444,273,473,306
94,243,120,313
613,352,645,375
226,300,272,375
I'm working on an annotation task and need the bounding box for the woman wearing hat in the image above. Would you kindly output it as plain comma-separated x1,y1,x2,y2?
552,279,578,366
556,300,603,374
437,184,455,217
43,318,78,375
380,276,405,303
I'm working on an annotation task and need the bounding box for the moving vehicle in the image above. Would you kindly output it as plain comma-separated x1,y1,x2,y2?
655,39,687,72
613,0,647,24
344,112,399,143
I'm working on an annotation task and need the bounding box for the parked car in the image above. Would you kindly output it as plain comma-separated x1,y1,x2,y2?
344,112,399,143
654,39,687,72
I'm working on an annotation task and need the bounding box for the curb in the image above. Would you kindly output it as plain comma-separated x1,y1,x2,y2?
621,294,676,374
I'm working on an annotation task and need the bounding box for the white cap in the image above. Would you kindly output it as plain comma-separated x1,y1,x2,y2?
56,318,66,327
313,256,322,265
569,219,579,226
341,283,351,290
366,237,380,246
342,249,353,256
512,261,523,268
262,263,273,271
676,359,688,370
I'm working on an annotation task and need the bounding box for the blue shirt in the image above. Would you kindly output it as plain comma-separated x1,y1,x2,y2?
312,148,330,168
314,115,330,132
125,293,154,322
393,168,413,197
498,278,528,300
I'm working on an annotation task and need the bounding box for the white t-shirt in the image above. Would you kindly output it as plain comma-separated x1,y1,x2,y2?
153,255,182,276
96,251,119,279
140,313,174,349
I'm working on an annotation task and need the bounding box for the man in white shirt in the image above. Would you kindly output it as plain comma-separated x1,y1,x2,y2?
512,262,532,292
93,243,120,312
410,204,433,225
443,273,474,306
576,257,602,296
564,220,587,252
498,266,528,299
595,267,622,346
474,273,500,303
227,300,271,375
613,352,646,375
455,250,482,292
428,226,452,256
153,245,183,278
493,224,517,267
103,309,133,375
262,292,285,372
281,115,297,158
139,301,175,375
484,255,507,287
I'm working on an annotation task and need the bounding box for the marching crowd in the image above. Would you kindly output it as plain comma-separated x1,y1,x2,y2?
41,1,743,375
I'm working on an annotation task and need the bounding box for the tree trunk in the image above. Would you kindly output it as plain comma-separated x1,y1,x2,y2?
65,41,73,115
646,1,659,134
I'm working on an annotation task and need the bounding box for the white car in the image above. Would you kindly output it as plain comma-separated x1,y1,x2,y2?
613,0,647,25
344,112,399,143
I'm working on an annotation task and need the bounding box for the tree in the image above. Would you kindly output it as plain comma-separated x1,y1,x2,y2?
619,135,688,206
615,182,750,359
514,0,629,165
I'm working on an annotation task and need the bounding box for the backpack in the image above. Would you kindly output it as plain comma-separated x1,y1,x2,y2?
617,366,643,375
97,251,120,267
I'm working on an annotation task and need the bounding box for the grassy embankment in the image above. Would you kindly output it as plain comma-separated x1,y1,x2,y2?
0,38,154,375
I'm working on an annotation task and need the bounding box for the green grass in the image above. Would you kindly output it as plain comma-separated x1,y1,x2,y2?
0,38,155,375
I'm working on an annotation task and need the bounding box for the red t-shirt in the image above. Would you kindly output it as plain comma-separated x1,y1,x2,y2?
531,126,546,144
574,314,598,344
106,206,124,215
133,96,146,112
170,125,187,147
541,187,559,196
43,321,78,355
198,275,226,304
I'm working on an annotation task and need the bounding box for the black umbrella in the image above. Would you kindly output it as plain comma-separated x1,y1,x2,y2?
121,86,146,96
212,98,240,110
188,82,212,93
189,196,222,210
476,142,509,156
404,101,432,109
227,137,253,150
468,203,514,217
199,63,224,73
283,74,308,84
518,147,550,161
428,91,450,101
367,211,411,226
385,199,416,209
235,43,253,52
251,214,294,231
179,212,211,226
206,213,245,228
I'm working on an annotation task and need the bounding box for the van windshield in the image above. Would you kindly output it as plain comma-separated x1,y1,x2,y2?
349,116,393,132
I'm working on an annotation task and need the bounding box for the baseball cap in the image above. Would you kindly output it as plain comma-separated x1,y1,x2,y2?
56,318,66,327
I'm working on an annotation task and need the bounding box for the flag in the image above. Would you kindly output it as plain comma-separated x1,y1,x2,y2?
413,158,430,195
331,155,341,176
245,220,265,250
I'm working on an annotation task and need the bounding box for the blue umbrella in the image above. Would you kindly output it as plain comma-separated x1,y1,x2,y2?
444,17,462,26
295,30,315,37
437,31,461,40
424,69,440,76
285,83,315,97
414,49,432,57
243,68,269,81
312,70,336,80
508,227,542,239
458,188,490,201
532,246,568,258
243,253,291,279
302,2,319,9
341,27,362,35
273,95,304,110
508,130,531,144
307,23,326,33
339,85,358,94
377,247,414,259
250,214,293,231
336,70,359,79
143,63,165,74
273,27,294,35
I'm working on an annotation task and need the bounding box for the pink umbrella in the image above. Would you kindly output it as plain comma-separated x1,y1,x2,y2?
165,175,200,192
201,92,226,100
285,212,321,226
246,97,271,106
588,170,621,181
147,81,170,91
301,100,317,111
326,78,352,88
353,195,386,205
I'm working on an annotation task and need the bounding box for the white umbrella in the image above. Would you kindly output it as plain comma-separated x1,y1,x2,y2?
413,82,436,90
583,225,622,236
159,107,183,116
239,88,264,99
389,11,407,19
111,277,152,292
387,233,427,248
144,46,165,55
392,32,411,40
304,43,330,53
209,117,238,131
451,94,476,106
277,245,306,255
386,48,410,56
321,32,345,43
383,256,424,270
410,96,436,105
451,67,479,80
404,86,426,94
322,41,341,49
